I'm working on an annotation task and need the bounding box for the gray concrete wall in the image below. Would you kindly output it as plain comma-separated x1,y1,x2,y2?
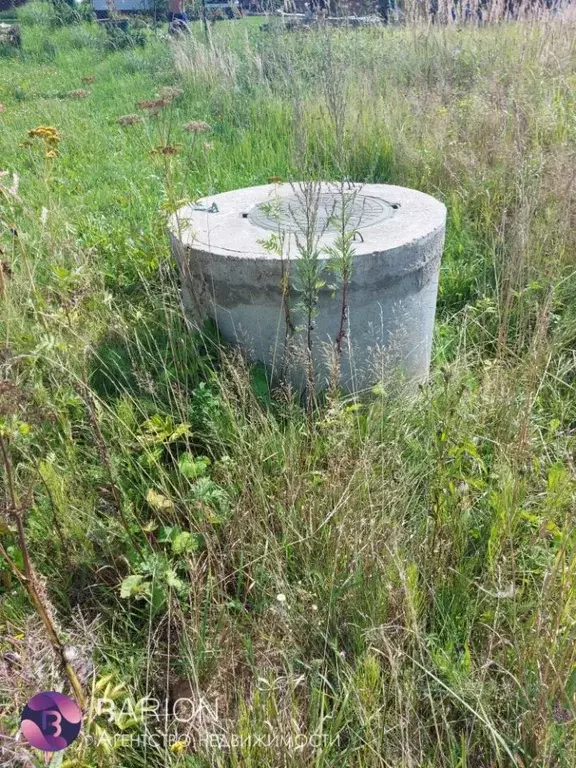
170,182,446,393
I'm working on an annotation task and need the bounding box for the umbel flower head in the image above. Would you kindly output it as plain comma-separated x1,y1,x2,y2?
137,98,169,114
118,114,143,127
158,86,184,103
151,144,182,156
28,126,61,142
183,120,211,134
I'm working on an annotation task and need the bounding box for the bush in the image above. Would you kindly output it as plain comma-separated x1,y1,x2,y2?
18,0,88,27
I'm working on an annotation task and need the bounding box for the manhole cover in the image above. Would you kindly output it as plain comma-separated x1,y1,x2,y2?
248,191,396,234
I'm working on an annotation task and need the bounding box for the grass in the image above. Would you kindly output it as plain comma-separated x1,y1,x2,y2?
1,5,576,767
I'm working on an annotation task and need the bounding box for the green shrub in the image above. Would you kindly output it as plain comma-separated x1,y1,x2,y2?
103,21,147,50
18,0,86,27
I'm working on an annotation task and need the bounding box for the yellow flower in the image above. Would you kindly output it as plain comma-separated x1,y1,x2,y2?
28,126,61,142
170,740,187,755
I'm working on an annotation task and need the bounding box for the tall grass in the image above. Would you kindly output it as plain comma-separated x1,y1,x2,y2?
1,7,576,767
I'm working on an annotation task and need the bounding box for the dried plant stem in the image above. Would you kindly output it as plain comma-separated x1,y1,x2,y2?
280,244,295,385
335,277,349,358
0,436,87,709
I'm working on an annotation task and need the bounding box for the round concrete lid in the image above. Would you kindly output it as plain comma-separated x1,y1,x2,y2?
171,182,446,259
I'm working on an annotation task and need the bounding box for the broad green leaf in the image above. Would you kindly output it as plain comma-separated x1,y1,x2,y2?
178,453,210,480
172,531,199,555
120,574,147,599
146,488,174,512
164,568,186,594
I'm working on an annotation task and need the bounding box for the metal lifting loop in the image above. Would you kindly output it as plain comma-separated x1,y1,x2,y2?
192,201,219,213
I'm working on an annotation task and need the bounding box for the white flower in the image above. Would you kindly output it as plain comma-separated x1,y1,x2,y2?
276,593,287,603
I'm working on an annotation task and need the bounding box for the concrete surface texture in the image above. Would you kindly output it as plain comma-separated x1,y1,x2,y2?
170,181,447,393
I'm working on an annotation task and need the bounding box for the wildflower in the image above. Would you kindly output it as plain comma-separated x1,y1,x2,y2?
276,593,287,604
28,126,61,141
67,89,89,100
26,126,62,160
117,114,143,127
81,75,95,85
158,86,184,102
151,145,182,156
170,740,187,755
137,98,169,113
183,120,211,134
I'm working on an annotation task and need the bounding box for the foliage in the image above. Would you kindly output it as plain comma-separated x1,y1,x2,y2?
1,10,576,768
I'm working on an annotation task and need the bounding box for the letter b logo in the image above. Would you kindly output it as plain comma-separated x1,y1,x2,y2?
21,692,82,752
42,709,63,737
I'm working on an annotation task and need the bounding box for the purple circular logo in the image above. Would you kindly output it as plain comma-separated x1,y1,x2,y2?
20,692,82,752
